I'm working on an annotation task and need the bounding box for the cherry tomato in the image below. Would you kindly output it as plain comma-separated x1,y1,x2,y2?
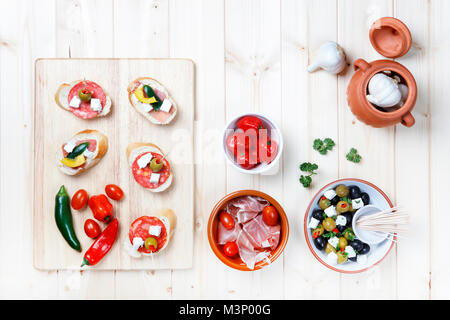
223,241,239,257
262,205,279,226
226,131,256,156
71,189,89,210
259,138,278,163
105,184,124,201
84,219,101,239
219,211,235,230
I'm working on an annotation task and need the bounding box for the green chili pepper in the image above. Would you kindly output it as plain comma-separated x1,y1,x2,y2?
55,185,81,252
143,85,163,111
67,142,89,159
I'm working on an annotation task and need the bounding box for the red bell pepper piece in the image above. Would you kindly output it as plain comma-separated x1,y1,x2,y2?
88,194,113,223
81,218,119,267
237,116,264,134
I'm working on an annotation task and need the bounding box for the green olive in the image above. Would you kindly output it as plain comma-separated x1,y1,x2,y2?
78,89,92,102
325,243,336,254
150,158,164,172
335,184,349,197
343,228,355,241
322,217,336,232
336,201,350,213
144,237,158,250
337,251,348,264
339,237,348,249
319,198,331,210
313,224,324,237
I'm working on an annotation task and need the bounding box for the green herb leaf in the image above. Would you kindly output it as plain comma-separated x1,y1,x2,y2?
346,148,362,163
299,175,312,188
299,162,319,188
313,138,335,155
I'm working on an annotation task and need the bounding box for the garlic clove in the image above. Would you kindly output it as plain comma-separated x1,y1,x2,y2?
307,41,347,74
366,73,402,108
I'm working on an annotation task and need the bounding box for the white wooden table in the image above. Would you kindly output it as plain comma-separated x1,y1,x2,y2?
0,0,446,299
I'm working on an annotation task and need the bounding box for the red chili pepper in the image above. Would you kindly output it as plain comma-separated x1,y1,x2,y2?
237,116,264,134
81,218,118,267
88,194,113,223
312,231,320,239
332,228,339,234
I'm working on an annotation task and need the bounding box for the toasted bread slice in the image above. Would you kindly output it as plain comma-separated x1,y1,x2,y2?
127,142,173,193
57,129,108,176
55,80,111,118
127,77,177,125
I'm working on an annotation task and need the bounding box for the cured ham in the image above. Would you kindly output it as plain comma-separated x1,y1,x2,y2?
226,196,269,224
217,222,239,245
243,214,280,250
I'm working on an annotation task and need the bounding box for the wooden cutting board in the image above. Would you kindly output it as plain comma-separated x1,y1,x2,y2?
34,58,194,270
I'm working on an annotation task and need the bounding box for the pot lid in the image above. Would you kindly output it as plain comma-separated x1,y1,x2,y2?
369,17,412,58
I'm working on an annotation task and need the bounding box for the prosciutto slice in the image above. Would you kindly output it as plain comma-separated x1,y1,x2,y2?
243,214,281,250
226,196,269,224
217,222,239,245
238,247,271,270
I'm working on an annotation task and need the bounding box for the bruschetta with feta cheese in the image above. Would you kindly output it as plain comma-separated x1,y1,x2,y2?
127,77,177,125
125,209,177,258
55,80,112,119
58,129,108,176
126,142,173,192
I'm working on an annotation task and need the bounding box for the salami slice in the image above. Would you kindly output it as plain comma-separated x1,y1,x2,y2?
67,81,106,119
131,152,170,189
129,216,168,254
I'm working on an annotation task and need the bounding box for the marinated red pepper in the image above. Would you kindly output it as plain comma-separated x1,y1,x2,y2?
237,116,264,134
88,194,113,223
81,218,119,267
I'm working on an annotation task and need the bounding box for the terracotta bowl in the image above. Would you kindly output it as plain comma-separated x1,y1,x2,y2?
207,190,289,271
304,178,395,273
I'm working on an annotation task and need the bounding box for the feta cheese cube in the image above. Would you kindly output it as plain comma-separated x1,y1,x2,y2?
69,96,81,108
90,98,103,112
63,140,76,153
149,173,161,184
132,237,144,251
345,245,356,258
324,189,337,200
357,254,368,265
336,215,347,226
137,153,153,169
352,198,364,210
324,206,337,217
83,149,95,159
159,99,172,113
308,217,320,229
142,102,153,113
328,236,339,249
149,225,162,237
326,252,338,264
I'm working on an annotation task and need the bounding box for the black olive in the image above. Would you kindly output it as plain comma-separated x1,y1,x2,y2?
341,212,353,226
360,243,371,255
313,236,326,250
349,239,364,252
349,186,362,199
330,195,340,206
312,209,325,221
349,256,357,262
361,193,370,205
337,225,346,233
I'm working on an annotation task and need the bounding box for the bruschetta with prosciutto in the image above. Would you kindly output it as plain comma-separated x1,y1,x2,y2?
126,142,173,192
127,77,177,125
55,80,112,119
58,129,108,176
125,209,177,258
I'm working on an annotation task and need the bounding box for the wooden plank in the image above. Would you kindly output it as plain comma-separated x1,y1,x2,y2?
0,0,59,299
337,0,397,299
394,0,431,299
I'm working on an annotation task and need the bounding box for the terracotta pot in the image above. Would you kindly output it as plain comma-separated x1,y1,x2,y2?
347,58,416,128
207,190,289,271
369,17,412,58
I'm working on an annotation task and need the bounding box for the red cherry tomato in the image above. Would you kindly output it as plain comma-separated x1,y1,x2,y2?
223,241,239,257
259,138,278,163
219,211,235,230
105,184,124,201
71,189,89,210
226,131,257,156
84,219,101,239
262,205,279,226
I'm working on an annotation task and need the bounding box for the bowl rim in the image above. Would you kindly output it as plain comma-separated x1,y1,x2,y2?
222,112,284,175
303,178,395,274
207,189,289,271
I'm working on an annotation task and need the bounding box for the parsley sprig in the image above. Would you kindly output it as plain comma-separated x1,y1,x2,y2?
313,138,335,155
299,162,318,188
346,148,362,163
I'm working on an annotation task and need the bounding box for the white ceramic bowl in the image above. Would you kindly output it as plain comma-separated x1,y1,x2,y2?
352,205,393,245
222,113,283,175
304,178,395,273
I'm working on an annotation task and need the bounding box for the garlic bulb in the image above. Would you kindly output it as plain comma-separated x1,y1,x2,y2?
307,41,347,74
366,73,402,108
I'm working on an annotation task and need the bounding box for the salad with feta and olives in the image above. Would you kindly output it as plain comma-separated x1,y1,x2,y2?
308,184,371,265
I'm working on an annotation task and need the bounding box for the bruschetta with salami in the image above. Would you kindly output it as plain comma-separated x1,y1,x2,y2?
125,209,177,258
126,142,173,192
55,80,112,119
58,129,108,176
127,77,177,125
